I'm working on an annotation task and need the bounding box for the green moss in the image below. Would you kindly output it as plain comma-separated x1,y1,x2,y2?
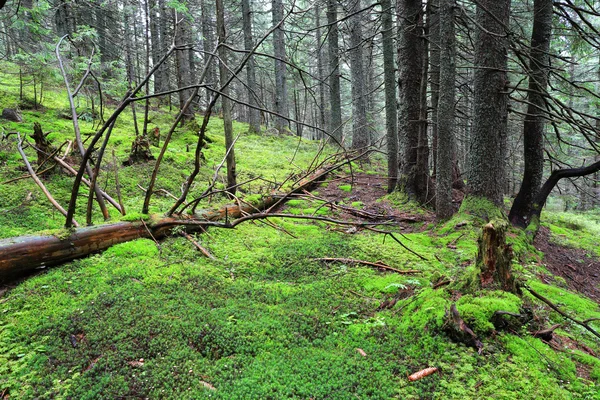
338,184,352,192
456,291,522,334
119,212,150,222
459,195,505,222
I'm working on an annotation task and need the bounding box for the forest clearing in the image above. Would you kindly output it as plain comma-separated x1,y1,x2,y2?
1,0,600,398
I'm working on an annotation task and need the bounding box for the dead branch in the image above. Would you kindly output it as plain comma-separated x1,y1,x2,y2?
16,133,79,227
525,285,600,340
313,258,421,274
180,231,216,260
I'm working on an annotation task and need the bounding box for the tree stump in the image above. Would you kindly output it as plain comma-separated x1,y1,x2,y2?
123,134,155,166
31,122,55,170
477,219,518,293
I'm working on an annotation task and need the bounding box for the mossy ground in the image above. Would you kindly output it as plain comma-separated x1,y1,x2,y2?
1,61,600,399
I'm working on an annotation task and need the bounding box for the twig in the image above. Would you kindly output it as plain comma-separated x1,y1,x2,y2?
16,133,79,227
112,149,126,215
140,218,160,251
313,257,420,274
180,232,216,260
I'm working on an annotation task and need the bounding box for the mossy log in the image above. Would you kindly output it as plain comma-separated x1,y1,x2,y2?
477,219,518,293
0,164,332,282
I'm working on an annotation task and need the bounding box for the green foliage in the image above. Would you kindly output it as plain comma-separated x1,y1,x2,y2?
1,61,600,399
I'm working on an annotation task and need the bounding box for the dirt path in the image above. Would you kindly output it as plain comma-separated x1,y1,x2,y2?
534,226,600,303
314,173,434,230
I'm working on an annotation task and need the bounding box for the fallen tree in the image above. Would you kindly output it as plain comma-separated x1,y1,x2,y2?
0,159,361,282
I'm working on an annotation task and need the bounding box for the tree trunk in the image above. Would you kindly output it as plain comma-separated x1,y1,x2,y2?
327,0,343,144
158,0,171,101
398,0,427,202
149,0,162,94
429,0,440,178
216,0,237,195
175,10,195,121
509,0,552,227
272,0,288,134
315,3,327,138
381,0,398,193
241,0,260,133
467,0,511,205
349,0,369,152
435,0,456,219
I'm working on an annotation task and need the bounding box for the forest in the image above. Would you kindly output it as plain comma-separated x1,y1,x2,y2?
0,0,600,398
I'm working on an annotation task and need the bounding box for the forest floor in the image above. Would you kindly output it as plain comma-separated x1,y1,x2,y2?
1,61,600,399
535,227,600,303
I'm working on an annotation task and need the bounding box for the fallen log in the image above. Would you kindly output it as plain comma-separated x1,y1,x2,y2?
0,162,335,282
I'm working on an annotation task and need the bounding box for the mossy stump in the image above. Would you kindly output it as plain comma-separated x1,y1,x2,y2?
477,219,518,293
124,134,154,165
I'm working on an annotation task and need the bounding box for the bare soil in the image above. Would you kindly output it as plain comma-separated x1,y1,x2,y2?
534,226,600,304
314,173,434,230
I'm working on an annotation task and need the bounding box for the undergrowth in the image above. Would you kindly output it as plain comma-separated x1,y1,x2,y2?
1,61,600,399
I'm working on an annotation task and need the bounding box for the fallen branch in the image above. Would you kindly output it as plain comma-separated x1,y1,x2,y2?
313,257,420,274
180,231,216,260
524,285,600,340
16,133,79,227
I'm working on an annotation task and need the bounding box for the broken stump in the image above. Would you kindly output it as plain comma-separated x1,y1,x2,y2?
477,219,519,294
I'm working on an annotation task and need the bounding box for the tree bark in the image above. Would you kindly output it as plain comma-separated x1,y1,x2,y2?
435,0,456,219
201,0,217,110
381,0,398,192
327,0,343,144
216,0,237,194
467,0,511,205
272,0,289,133
349,0,369,152
175,10,195,121
477,220,518,293
509,0,552,227
398,0,428,202
429,0,440,178
315,3,327,138
241,0,261,133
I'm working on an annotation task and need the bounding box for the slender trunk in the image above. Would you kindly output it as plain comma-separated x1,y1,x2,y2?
175,10,194,121
435,0,456,219
381,0,398,192
327,0,343,144
508,0,552,227
349,0,369,152
149,0,162,94
429,0,440,177
201,0,217,111
216,0,237,194
273,0,288,133
124,4,140,137
315,3,327,137
241,0,260,133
